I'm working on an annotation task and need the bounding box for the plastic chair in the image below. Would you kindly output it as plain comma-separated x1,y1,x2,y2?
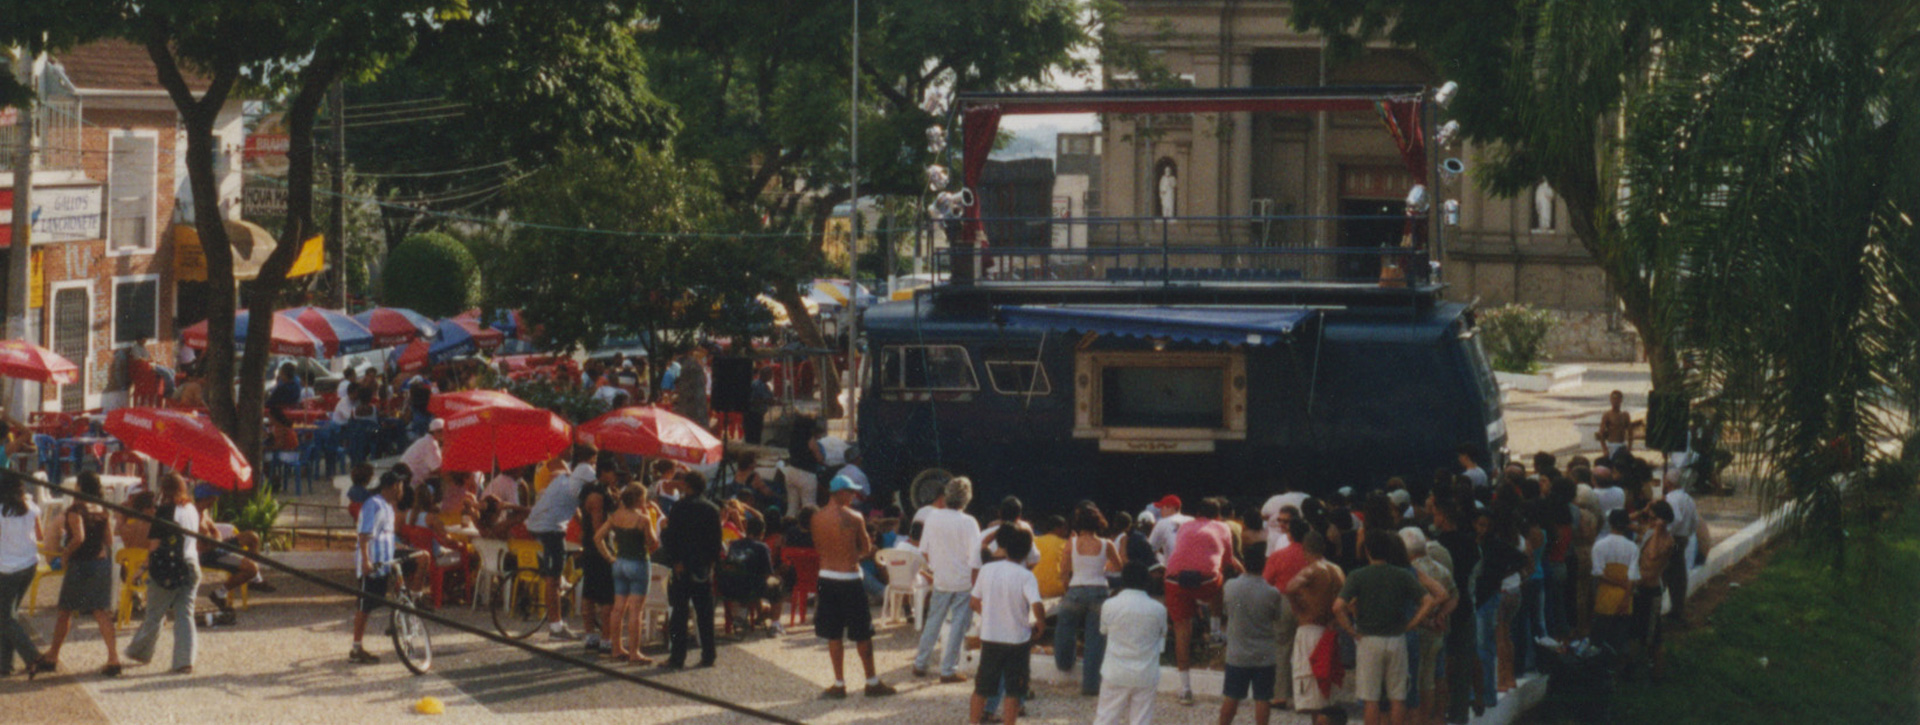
781,547,820,626
32,434,61,483
640,563,673,645
399,524,463,608
209,522,251,609
116,547,149,626
26,544,62,616
876,548,925,625
470,538,510,610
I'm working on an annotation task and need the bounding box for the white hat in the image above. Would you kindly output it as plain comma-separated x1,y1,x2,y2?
428,418,446,433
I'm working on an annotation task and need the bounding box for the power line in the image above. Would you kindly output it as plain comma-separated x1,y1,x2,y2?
343,96,449,111
350,160,517,179
344,103,469,121
343,111,468,129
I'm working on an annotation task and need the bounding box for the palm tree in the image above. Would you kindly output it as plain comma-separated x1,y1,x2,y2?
1622,0,1920,560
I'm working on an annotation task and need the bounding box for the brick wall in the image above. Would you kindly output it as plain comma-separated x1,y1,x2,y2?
27,107,180,410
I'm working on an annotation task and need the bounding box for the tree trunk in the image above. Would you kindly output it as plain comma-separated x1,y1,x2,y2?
236,60,344,466
145,39,242,440
1556,170,1684,397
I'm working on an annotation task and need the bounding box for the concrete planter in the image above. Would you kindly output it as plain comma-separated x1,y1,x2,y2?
1494,364,1586,393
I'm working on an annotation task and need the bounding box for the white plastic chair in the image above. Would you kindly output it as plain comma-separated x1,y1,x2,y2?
877,548,924,625
640,562,673,646
470,539,510,610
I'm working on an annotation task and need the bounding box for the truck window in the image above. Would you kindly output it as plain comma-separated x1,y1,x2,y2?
880,345,979,391
985,359,1051,396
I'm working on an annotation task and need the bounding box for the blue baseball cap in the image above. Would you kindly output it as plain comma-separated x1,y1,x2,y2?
829,474,866,496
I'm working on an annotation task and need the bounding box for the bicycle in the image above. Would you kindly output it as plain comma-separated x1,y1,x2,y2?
490,544,582,640
367,558,434,674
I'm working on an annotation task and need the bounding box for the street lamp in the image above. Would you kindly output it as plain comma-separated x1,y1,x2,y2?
846,0,860,437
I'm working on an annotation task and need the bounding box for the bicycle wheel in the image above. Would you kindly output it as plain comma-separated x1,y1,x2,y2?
390,591,433,674
491,572,548,640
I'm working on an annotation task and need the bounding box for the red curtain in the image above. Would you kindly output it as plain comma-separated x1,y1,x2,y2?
961,105,1002,252
1375,99,1429,250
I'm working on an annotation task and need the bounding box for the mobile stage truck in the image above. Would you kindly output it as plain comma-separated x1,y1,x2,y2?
858,86,1507,515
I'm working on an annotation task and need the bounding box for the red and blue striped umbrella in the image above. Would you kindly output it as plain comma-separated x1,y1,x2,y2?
181,310,323,357
278,307,375,357
353,307,437,347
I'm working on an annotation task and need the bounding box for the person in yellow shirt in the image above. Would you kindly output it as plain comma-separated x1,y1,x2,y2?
531,456,569,498
1034,515,1071,599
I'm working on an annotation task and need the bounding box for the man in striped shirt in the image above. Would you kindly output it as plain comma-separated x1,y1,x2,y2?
350,472,412,664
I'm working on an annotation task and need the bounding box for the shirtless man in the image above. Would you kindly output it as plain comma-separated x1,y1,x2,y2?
1597,390,1636,458
1285,532,1349,725
811,474,897,699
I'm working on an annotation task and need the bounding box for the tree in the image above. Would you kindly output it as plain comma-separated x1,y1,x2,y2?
1288,0,1698,392
336,3,673,246
485,147,774,358
382,232,476,318
5,1,660,466
642,0,1131,414
1620,0,1920,558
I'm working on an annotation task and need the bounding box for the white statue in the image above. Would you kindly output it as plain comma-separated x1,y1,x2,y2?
1533,182,1556,231
1158,165,1177,217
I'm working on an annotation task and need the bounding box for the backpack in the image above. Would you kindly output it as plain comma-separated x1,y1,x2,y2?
147,505,194,590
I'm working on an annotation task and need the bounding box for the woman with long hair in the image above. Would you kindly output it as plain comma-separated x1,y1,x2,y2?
38,472,124,676
1055,505,1121,697
125,473,201,674
0,472,46,677
596,484,659,664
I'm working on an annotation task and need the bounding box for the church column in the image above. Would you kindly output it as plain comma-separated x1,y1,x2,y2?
1228,51,1253,234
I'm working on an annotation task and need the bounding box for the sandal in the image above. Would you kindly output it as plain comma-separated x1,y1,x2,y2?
27,658,55,680
101,663,123,678
630,654,655,666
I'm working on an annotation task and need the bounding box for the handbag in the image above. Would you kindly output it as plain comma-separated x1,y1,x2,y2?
147,505,194,590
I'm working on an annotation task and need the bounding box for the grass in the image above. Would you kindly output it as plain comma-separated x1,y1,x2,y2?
1611,500,1920,724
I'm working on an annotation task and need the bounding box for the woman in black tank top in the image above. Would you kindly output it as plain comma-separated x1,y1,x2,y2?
39,472,124,676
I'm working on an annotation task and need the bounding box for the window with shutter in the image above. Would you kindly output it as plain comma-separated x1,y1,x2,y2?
109,134,158,252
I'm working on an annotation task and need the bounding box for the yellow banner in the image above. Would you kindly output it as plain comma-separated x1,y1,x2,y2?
173,224,323,280
289,234,324,278
28,250,43,308
174,224,208,281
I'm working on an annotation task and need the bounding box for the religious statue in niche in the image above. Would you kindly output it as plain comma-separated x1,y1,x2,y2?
1532,182,1557,231
1154,158,1178,217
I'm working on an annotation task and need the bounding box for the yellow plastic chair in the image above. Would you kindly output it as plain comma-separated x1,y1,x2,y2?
25,545,62,616
116,547,150,626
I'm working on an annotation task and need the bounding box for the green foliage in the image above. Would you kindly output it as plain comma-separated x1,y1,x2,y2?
224,487,285,551
1620,0,1920,556
504,378,609,425
1476,303,1556,375
1611,497,1920,724
489,147,773,354
382,232,477,318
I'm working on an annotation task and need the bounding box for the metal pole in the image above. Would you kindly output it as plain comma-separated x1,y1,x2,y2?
845,0,860,435
328,81,347,309
7,51,34,418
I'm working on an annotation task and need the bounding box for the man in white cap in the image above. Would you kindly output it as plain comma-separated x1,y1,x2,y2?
399,418,445,484
812,474,896,698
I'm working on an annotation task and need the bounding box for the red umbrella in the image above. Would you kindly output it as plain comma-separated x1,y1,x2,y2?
440,404,572,473
429,389,531,417
102,408,253,491
353,307,437,347
0,340,79,385
446,318,505,351
576,405,724,466
180,310,322,357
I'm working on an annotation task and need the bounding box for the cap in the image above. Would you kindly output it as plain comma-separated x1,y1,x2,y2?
428,418,446,433
829,474,866,496
192,483,220,500
1388,489,1411,508
1156,495,1182,511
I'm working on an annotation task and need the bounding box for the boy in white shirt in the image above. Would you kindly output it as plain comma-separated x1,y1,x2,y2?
1096,562,1169,725
970,527,1045,725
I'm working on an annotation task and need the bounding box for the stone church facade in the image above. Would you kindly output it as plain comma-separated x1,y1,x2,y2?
1099,0,1639,361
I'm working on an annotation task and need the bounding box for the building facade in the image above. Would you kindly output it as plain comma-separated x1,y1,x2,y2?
2,40,244,411
1100,0,1637,361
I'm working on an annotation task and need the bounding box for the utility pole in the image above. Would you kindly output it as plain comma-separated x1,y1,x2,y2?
327,81,347,309
7,50,36,417
845,0,860,435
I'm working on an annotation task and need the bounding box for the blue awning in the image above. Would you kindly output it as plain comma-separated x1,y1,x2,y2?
998,305,1317,346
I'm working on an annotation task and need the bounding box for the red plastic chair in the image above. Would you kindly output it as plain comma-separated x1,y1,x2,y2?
781,547,820,625
397,525,466,608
